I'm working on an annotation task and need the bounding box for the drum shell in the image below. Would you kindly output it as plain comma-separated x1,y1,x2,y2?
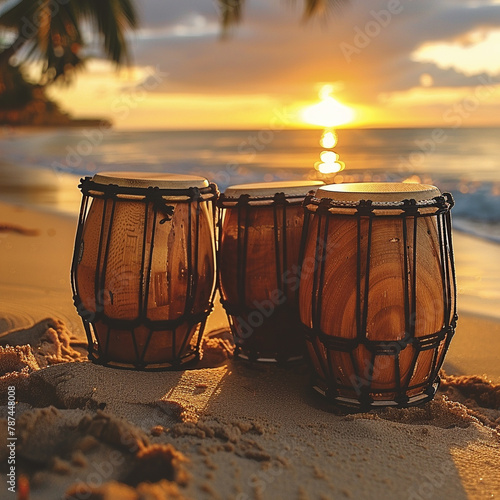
299,201,456,406
218,202,305,361
74,194,215,368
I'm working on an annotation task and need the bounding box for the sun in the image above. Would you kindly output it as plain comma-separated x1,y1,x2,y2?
301,85,355,128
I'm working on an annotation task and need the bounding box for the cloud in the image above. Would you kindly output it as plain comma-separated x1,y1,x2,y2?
118,0,500,106
134,13,219,40
50,0,500,127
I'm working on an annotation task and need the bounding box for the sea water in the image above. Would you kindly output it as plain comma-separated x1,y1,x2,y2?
1,126,499,318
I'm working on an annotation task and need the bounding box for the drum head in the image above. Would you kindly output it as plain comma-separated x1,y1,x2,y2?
92,171,209,190
316,182,441,203
223,180,324,199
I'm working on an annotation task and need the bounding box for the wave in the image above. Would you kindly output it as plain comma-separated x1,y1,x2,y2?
437,183,500,244
2,128,500,244
452,218,500,244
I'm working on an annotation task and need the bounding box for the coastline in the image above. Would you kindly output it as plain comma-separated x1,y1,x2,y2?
1,199,499,499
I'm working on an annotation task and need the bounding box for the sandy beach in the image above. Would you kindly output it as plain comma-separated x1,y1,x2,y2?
0,198,499,500
2,0,500,493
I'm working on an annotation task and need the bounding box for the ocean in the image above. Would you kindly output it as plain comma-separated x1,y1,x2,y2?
1,126,500,238
1,126,499,318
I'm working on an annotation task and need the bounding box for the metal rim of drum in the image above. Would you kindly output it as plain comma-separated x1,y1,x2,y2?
300,183,458,410
71,174,219,370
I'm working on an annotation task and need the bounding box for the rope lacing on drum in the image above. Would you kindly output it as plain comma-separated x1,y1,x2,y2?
237,193,251,205
401,198,419,216
356,199,375,216
305,194,454,211
316,197,333,215
432,194,454,214
149,187,175,224
273,192,288,205
443,192,455,208
219,190,313,207
300,189,458,410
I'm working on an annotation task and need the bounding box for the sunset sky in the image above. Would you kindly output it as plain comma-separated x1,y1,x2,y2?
46,0,500,130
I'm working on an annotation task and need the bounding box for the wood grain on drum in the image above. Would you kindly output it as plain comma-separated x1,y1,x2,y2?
219,203,305,361
218,181,324,362
299,183,456,406
74,176,216,369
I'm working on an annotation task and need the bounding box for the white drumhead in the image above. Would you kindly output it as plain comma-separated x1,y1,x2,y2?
92,171,209,189
316,182,441,202
224,180,324,199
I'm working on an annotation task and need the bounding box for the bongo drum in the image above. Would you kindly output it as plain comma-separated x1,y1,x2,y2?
218,180,324,362
71,172,218,370
299,183,457,408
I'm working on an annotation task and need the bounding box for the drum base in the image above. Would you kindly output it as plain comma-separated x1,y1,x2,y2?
81,316,209,371
311,375,440,411
235,346,304,364
225,305,306,364
87,343,200,371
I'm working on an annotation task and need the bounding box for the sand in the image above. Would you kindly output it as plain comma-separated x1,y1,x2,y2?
0,200,499,500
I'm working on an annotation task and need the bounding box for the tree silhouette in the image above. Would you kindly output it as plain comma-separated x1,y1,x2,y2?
218,0,347,32
0,0,137,90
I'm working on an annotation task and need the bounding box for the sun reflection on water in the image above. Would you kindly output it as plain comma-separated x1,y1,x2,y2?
320,130,337,149
314,127,345,179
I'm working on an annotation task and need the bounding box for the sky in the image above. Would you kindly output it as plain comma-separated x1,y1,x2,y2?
43,0,500,130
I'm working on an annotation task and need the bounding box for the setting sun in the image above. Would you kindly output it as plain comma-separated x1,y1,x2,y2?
301,86,355,128
320,130,338,148
2,1,500,498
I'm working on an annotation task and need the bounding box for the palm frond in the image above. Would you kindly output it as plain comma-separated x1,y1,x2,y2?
0,0,40,28
71,0,137,65
219,0,244,35
302,0,347,19
42,4,84,81
116,0,138,28
218,0,348,34
0,0,137,85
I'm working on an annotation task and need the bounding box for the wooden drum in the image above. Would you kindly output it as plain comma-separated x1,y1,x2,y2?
71,172,218,369
299,183,457,408
218,180,324,362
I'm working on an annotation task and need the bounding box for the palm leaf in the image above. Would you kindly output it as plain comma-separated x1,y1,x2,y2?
68,0,137,65
0,0,40,28
219,0,244,31
0,0,137,83
302,0,347,18
219,0,348,35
